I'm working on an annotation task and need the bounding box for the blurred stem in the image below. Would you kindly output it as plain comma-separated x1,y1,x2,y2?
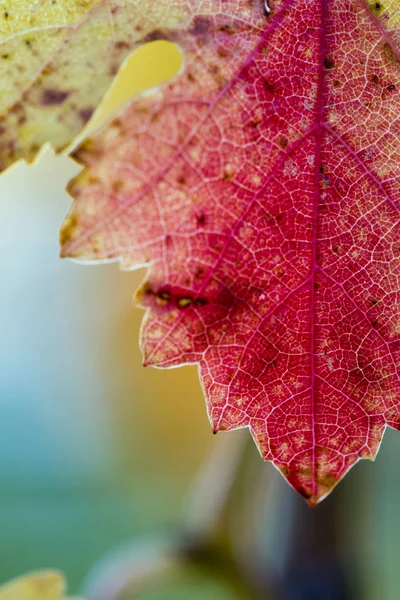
83,430,262,600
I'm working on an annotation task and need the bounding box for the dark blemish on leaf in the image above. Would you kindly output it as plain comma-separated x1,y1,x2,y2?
279,138,288,148
141,285,154,297
319,165,325,173
372,320,378,327
79,107,93,122
2,54,9,59
115,40,130,50
196,213,206,226
217,48,228,59
112,180,124,193
298,488,312,500
143,29,169,43
371,299,378,306
371,1,383,14
195,297,208,307
333,245,341,254
41,88,70,105
264,79,274,94
324,56,335,70
187,72,196,83
219,24,237,35
371,74,379,84
223,169,234,180
387,83,396,91
4,11,9,18
159,291,172,301
275,213,283,222
42,64,56,77
333,79,342,88
142,285,208,311
190,16,212,36
141,287,171,306
195,267,204,280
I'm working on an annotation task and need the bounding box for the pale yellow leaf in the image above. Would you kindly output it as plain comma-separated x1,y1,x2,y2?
0,571,81,600
0,0,190,172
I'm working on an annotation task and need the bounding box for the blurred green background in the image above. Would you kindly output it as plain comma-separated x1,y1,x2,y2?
0,40,400,600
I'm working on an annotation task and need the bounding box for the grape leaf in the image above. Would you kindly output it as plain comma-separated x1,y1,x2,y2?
59,0,400,504
0,571,80,600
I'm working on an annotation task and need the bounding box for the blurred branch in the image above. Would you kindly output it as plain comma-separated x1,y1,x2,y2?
82,430,272,600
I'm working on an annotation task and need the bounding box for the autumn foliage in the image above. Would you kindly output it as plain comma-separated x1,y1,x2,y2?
2,0,400,504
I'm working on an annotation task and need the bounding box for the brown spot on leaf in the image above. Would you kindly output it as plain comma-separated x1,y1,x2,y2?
79,107,93,122
190,16,212,36
219,24,237,35
324,56,335,69
112,180,124,192
298,487,313,500
41,88,70,105
371,1,383,15
196,213,206,226
60,214,78,246
115,40,130,50
143,29,170,43
263,79,275,94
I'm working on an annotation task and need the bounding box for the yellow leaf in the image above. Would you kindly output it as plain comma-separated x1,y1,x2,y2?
0,571,80,600
0,0,188,173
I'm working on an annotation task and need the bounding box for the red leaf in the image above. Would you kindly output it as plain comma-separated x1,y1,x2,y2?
61,0,400,504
